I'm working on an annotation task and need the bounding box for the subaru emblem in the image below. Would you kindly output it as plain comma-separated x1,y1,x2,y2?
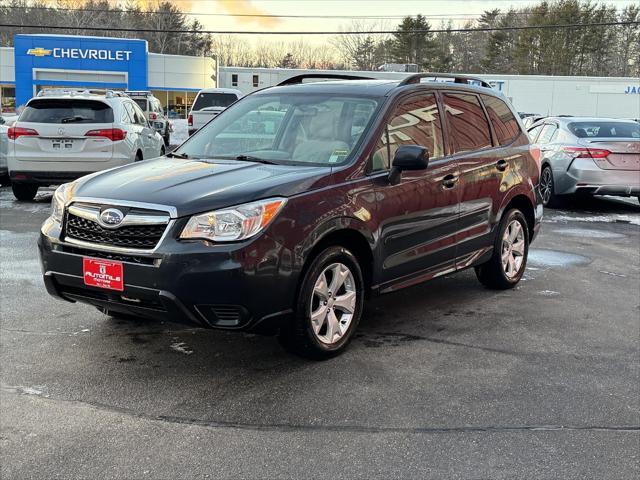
58,127,65,135
99,208,124,228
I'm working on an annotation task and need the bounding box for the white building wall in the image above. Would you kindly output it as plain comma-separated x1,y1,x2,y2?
0,47,15,83
147,53,215,90
219,67,640,119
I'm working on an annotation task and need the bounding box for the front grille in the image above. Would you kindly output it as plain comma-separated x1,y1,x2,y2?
65,210,168,250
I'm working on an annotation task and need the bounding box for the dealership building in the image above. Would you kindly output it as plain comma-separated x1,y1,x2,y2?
0,34,216,118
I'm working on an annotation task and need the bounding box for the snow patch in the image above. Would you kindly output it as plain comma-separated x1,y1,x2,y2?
170,119,189,146
538,290,560,296
599,270,627,278
170,341,193,355
546,214,640,226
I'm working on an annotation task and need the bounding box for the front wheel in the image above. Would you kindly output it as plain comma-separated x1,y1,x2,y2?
279,246,364,359
475,209,529,290
12,183,38,201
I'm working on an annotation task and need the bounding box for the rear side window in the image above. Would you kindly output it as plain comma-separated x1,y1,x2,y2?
443,94,492,153
371,93,445,171
527,124,543,142
481,95,521,145
20,99,114,124
568,121,640,138
192,93,238,110
537,124,558,144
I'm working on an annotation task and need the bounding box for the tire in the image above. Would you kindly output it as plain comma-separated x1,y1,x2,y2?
11,183,38,201
475,209,529,290
539,165,563,208
279,246,365,360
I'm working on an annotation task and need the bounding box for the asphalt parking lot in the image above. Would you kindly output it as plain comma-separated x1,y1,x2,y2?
1,187,639,479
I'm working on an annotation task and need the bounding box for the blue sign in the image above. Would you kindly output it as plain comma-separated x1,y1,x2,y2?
14,34,148,107
624,86,639,94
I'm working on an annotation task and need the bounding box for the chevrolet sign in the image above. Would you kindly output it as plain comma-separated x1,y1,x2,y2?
27,47,132,61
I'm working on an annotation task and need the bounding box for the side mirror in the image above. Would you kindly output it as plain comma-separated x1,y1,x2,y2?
389,145,429,184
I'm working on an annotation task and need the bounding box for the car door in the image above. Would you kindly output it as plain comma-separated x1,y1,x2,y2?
372,91,460,290
443,92,514,269
131,102,158,158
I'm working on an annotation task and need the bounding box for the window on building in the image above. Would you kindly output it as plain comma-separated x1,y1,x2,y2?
253,75,259,88
1,86,16,114
231,74,239,87
480,94,521,145
443,93,492,153
371,93,444,172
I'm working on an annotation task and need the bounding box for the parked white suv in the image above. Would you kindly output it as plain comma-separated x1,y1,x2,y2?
188,88,242,136
126,91,172,146
8,89,165,200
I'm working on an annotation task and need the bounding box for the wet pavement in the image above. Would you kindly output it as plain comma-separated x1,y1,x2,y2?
1,188,639,479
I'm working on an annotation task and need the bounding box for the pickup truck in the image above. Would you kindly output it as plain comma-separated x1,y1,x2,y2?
188,88,243,136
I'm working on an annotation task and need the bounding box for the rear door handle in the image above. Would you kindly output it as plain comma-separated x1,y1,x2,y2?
496,159,508,172
442,174,459,188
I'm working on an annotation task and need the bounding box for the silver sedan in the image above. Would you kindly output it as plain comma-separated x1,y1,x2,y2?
528,117,640,207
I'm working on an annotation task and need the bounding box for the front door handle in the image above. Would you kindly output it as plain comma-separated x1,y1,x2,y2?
442,174,459,188
496,159,509,172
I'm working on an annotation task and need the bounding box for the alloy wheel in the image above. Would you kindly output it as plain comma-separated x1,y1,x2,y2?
501,219,526,279
310,262,357,345
540,168,553,205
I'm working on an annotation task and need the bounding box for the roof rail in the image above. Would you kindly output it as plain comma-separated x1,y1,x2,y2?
36,88,127,98
398,73,492,89
278,73,374,86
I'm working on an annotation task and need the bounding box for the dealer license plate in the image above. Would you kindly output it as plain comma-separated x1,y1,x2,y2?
83,258,124,291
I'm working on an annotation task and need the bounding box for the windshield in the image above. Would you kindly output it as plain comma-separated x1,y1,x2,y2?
568,121,639,138
177,93,381,166
192,93,239,110
20,99,114,123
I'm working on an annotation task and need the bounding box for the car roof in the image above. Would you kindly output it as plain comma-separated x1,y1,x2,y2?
197,88,243,95
256,78,507,99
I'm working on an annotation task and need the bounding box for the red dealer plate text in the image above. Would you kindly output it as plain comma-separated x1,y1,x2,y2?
83,258,124,291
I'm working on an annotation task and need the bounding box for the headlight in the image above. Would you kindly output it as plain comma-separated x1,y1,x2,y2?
180,198,286,242
51,182,73,222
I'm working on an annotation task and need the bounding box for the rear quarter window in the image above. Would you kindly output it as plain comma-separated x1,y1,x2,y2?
481,94,521,145
19,99,114,123
443,93,492,153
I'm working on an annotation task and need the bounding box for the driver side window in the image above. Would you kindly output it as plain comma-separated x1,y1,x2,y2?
371,93,444,172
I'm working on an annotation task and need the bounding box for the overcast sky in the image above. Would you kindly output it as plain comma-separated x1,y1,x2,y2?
127,0,639,45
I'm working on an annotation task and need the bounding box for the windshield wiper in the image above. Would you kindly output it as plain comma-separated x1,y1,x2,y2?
61,116,90,123
234,155,277,165
166,151,189,159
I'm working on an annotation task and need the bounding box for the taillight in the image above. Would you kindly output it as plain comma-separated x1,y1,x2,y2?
149,112,157,120
8,126,38,140
560,147,610,158
85,128,127,141
188,114,193,127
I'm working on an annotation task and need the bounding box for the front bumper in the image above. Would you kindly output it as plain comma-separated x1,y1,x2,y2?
554,158,640,196
38,218,299,333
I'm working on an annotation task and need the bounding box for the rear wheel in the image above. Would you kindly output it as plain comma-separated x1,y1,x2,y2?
279,246,364,359
540,165,563,208
475,209,529,290
11,183,38,201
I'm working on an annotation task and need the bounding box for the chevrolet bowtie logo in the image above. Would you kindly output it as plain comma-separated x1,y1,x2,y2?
27,47,52,57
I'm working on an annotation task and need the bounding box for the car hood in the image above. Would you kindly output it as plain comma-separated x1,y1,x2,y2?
72,157,332,217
